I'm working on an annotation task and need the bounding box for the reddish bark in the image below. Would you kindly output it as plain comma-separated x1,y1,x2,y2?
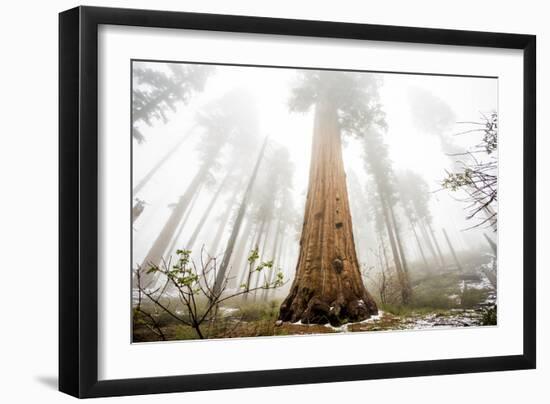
278,100,377,326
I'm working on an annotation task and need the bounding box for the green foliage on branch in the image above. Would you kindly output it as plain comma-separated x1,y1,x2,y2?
442,168,474,191
134,247,286,339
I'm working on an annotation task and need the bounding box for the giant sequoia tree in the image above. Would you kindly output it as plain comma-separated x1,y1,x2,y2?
278,71,381,326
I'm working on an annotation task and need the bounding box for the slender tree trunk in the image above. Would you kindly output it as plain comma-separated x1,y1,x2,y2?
256,214,273,259
279,236,289,280
264,225,285,301
165,183,203,259
132,202,145,223
208,183,243,257
261,218,283,301
210,209,231,257
404,210,429,270
213,137,269,296
133,126,196,195
484,233,497,254
253,217,276,299
376,233,389,305
236,221,261,289
161,185,205,294
262,193,288,298
442,228,462,271
275,232,286,270
137,155,216,286
271,220,283,261
419,220,439,268
242,218,267,302
380,193,411,304
410,220,429,269
388,203,411,277
380,236,390,275
427,221,445,268
228,219,254,289
186,169,233,250
278,100,377,326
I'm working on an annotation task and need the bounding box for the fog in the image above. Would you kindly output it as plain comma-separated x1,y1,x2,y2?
132,61,497,300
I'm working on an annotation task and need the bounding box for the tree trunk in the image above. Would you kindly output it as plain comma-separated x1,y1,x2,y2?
380,193,411,304
235,220,261,289
228,219,255,289
253,218,276,299
410,220,429,270
242,217,267,301
278,100,377,326
419,219,439,268
279,236,290,280
390,206,413,303
213,137,269,296
137,158,214,286
427,221,446,268
266,226,286,300
186,169,232,251
484,233,497,254
162,185,204,294
442,228,462,271
208,190,240,258
164,182,203,259
376,234,389,305
380,235,390,275
132,201,145,223
388,203,411,277
261,218,284,301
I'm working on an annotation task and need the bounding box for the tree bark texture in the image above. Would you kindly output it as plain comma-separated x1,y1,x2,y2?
278,100,377,326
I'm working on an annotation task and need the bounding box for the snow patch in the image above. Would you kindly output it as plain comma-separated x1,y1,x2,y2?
219,307,239,317
323,310,385,332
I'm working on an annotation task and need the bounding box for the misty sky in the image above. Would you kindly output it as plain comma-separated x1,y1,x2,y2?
132,61,497,280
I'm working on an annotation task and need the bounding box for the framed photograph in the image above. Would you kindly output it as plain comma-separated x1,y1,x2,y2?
59,6,536,398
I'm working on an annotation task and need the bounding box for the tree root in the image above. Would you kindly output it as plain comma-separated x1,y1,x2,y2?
279,290,377,327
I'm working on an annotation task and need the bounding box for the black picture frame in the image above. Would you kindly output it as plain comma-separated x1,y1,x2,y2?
59,5,536,398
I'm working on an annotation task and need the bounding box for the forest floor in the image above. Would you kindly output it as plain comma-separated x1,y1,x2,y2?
133,264,496,342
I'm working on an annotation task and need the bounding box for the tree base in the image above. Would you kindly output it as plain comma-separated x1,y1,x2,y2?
278,289,378,327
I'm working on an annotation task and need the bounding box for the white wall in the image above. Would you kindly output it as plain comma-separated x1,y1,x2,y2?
0,0,546,402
